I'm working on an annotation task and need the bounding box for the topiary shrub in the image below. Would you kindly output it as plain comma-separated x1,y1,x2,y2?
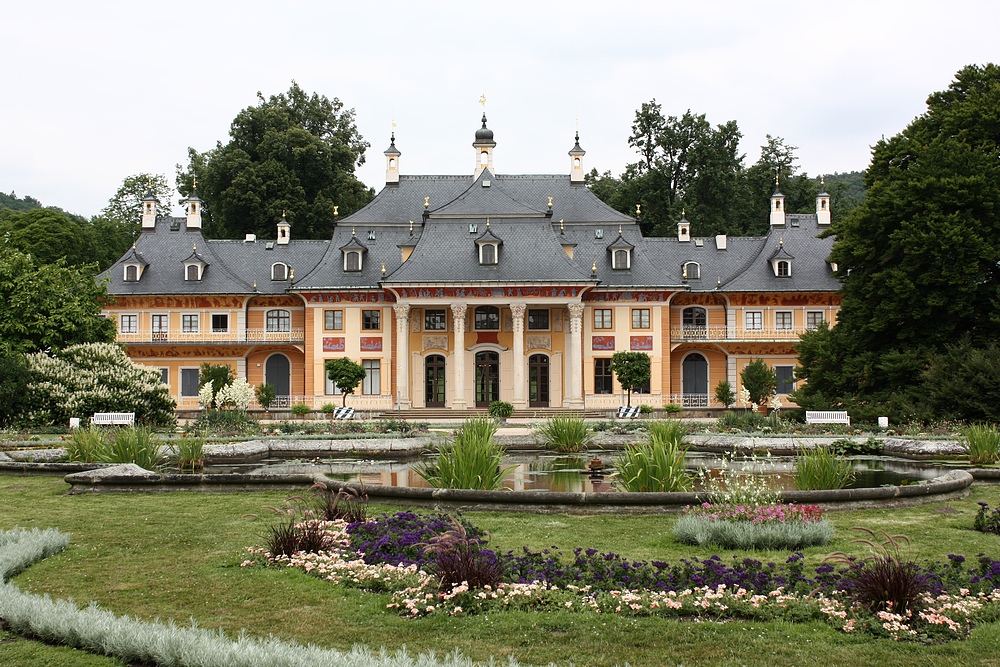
487,400,514,421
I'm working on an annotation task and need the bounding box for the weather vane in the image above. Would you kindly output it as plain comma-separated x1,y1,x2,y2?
479,93,486,109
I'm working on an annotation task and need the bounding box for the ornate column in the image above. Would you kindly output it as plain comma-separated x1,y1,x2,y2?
450,303,468,409
567,303,585,408
510,303,527,408
393,304,411,409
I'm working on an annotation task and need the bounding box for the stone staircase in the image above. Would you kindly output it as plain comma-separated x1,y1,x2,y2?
373,407,609,421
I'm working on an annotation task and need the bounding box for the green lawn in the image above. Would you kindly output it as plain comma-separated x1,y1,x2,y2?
1,474,999,666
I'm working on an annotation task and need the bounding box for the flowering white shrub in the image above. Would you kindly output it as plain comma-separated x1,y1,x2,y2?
738,386,752,408
198,383,215,409
23,343,174,426
216,377,254,411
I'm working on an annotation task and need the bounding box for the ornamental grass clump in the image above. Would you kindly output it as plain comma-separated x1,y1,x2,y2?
674,503,833,550
416,416,514,490
795,445,856,490
825,528,931,615
615,421,692,492
961,423,1000,465
536,414,592,452
420,516,504,590
171,436,204,473
97,426,165,470
63,426,106,463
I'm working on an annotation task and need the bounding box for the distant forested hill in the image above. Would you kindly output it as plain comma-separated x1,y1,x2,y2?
0,191,43,212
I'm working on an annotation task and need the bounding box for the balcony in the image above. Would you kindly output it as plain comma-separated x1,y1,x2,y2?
670,326,813,343
118,328,306,345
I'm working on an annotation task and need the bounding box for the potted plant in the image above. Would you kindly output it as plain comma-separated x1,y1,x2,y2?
321,403,337,420
290,403,311,420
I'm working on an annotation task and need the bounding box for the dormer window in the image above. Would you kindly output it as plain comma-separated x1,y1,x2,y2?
475,221,503,266
682,262,701,280
340,231,367,273
185,264,202,281
607,228,634,270
480,243,498,265
776,260,791,276
343,250,360,271
768,240,794,277
124,264,140,282
271,263,289,281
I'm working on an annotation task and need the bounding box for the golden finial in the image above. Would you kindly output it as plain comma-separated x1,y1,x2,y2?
635,203,641,217
131,242,136,250
289,269,294,281
192,175,197,191
282,209,286,219
775,168,780,186
618,224,623,235
779,237,784,247
821,175,826,187
409,219,414,234
192,243,197,251
486,218,490,229
381,262,386,276
252,281,257,291
682,265,688,279
559,219,564,233
351,227,356,237
547,196,553,210
424,196,429,209
591,260,597,275
717,277,722,287
479,93,487,108
333,205,339,217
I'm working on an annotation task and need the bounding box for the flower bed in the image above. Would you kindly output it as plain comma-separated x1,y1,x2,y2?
673,503,834,550
242,510,1000,642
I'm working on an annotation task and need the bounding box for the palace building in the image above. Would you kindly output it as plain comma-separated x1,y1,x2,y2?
100,116,841,413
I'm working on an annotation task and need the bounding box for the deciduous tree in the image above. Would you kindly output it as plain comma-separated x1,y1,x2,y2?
177,82,373,240
794,63,1000,420
609,351,651,407
325,358,366,407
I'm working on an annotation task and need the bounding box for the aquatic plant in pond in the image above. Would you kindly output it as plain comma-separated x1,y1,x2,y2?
614,421,691,492
535,414,592,452
415,416,514,490
961,423,1000,465
794,445,855,490
97,426,165,470
697,451,781,508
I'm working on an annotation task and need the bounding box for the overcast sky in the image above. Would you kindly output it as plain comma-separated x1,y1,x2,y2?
3,1,998,218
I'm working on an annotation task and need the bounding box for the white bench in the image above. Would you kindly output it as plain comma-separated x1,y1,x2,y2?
805,410,850,426
617,406,641,419
91,412,135,426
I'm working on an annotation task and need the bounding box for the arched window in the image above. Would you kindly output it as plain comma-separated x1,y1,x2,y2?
683,262,701,280
271,263,288,281
480,151,489,165
124,265,139,282
682,307,707,338
612,248,630,270
185,264,200,281
345,250,362,272
266,309,290,332
479,243,497,265
474,305,500,330
776,260,790,276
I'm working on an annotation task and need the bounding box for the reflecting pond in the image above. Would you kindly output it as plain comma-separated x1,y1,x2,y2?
204,451,953,492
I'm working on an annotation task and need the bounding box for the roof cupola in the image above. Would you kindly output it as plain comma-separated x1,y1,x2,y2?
473,113,496,178
770,178,786,227
816,176,831,226
569,130,586,184
140,191,158,230
384,131,401,186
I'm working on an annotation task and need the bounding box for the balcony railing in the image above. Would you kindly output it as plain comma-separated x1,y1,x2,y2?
670,326,814,343
118,328,305,345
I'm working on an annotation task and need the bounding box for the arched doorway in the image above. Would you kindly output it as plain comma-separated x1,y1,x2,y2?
425,355,446,408
528,354,549,407
681,353,708,407
265,353,291,407
474,351,500,408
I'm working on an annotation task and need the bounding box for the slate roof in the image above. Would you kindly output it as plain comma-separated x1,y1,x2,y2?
101,217,329,296
100,128,838,297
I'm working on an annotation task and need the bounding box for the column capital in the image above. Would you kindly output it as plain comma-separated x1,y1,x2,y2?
450,302,468,320
392,303,411,320
567,302,585,319
509,303,526,318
